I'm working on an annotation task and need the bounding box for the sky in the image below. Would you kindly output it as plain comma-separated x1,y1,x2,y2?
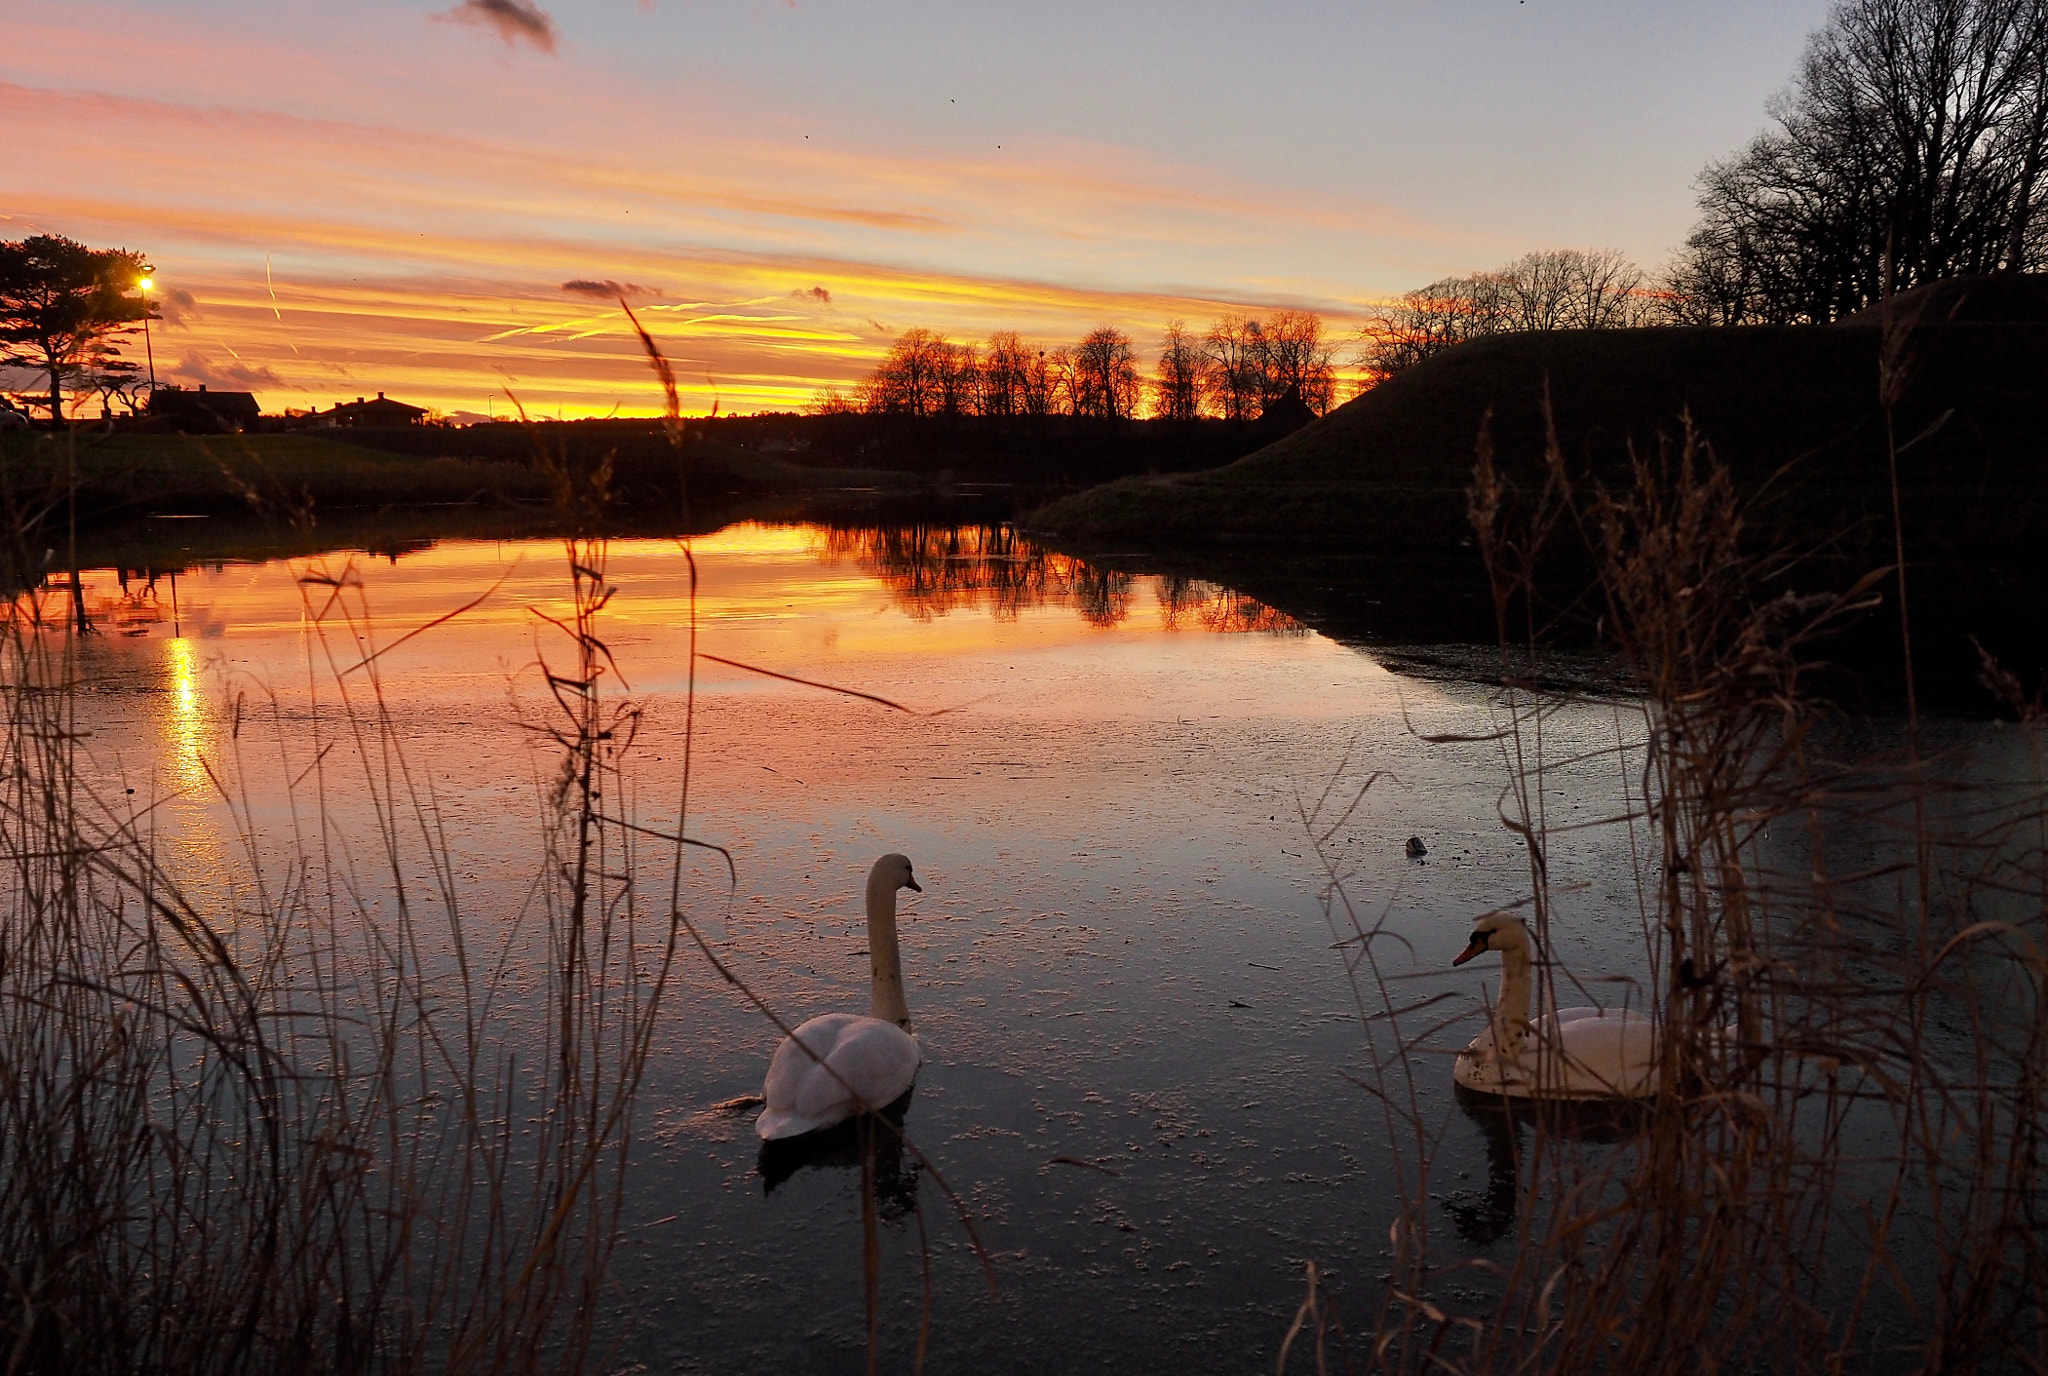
3,0,1835,418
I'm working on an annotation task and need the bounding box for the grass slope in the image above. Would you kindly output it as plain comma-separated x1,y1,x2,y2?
1034,321,2048,563
1031,314,2048,705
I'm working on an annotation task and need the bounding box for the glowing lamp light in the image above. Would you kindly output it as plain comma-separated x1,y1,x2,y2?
138,276,153,291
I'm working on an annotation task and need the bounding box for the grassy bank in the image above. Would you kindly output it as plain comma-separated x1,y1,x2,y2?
0,431,549,522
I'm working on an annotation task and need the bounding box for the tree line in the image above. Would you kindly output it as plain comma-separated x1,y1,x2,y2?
833,311,1340,422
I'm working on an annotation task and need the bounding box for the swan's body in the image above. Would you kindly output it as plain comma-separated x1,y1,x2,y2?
757,854,924,1141
1452,914,1660,1099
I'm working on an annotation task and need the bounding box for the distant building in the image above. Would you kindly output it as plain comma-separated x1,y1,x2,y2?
320,392,429,428
145,384,261,434
1254,383,1317,439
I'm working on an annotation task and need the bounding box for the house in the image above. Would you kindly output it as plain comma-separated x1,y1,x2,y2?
1254,383,1317,439
321,392,428,427
145,384,261,434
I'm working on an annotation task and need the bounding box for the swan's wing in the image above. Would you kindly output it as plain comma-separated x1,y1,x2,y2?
1549,1006,1610,1026
1546,1010,1659,1096
758,1014,920,1140
823,1020,921,1112
759,1014,862,1139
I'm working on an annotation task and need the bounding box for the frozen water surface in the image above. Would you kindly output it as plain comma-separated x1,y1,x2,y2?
64,522,1686,1372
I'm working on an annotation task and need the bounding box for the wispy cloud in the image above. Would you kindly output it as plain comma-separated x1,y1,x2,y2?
0,24,1447,419
437,0,558,53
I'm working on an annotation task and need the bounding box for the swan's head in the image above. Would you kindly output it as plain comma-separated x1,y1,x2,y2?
871,852,922,894
1453,912,1529,966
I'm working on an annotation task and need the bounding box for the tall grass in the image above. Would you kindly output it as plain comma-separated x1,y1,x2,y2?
1274,368,2039,1369
0,435,686,1372
1301,397,2048,1370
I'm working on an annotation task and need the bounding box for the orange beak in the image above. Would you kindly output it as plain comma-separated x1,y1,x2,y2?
1451,932,1488,967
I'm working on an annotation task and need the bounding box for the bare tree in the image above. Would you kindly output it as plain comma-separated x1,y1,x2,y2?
1021,347,1059,418
858,327,952,415
1358,274,1510,379
1564,247,1655,327
1069,327,1141,421
1150,320,1209,420
934,339,979,416
1045,346,1078,417
1675,0,2048,323
1259,309,1338,414
1361,249,1651,379
1203,314,1267,421
978,330,1033,419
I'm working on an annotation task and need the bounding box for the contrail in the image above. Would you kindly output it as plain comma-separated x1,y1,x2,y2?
265,254,301,355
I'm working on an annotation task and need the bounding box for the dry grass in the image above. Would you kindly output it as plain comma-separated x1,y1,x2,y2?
1299,396,2048,1371
0,424,686,1372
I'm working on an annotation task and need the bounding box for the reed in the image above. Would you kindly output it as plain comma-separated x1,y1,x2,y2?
0,426,685,1373
1303,402,2048,1371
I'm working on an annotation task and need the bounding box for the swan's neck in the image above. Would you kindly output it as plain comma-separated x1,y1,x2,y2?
1494,942,1531,1040
866,874,912,1032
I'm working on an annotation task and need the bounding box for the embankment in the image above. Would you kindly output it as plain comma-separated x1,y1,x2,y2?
1033,287,2048,708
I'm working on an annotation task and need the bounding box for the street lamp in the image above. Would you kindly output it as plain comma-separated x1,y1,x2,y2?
137,276,157,399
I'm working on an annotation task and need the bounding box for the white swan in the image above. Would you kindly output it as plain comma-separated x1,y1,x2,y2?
1452,913,1660,1099
757,853,925,1141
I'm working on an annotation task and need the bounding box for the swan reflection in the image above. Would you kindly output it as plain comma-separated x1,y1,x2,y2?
756,1090,921,1218
1448,1086,1646,1244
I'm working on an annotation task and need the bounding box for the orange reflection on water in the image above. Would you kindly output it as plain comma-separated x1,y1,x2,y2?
47,524,1308,735
813,524,1301,635
160,636,214,798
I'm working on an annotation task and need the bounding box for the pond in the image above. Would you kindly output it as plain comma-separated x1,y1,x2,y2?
52,521,1950,1371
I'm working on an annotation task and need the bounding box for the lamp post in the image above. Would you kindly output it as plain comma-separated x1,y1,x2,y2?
137,276,157,400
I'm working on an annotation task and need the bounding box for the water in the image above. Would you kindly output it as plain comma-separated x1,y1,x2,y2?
57,522,1770,1370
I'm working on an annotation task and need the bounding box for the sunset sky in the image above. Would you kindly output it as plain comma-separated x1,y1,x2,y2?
6,1,1833,418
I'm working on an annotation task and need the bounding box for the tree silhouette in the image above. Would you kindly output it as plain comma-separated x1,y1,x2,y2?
1150,320,1208,421
1361,249,1652,379
0,235,154,424
1257,310,1338,415
978,330,1033,419
1672,0,2048,323
858,328,951,415
1069,327,1141,421
1202,315,1266,421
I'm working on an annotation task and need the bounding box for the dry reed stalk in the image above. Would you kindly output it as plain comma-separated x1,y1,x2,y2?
1303,408,2048,1373
0,422,689,1373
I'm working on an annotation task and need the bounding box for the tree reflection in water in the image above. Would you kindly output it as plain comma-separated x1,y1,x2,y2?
816,523,1304,634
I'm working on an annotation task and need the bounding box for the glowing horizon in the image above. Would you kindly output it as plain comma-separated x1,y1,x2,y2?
3,1,1833,419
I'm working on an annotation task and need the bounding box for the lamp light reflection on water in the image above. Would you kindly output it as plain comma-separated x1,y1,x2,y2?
161,635,211,797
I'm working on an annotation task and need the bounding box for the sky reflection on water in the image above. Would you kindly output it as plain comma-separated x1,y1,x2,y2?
53,522,1671,1371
